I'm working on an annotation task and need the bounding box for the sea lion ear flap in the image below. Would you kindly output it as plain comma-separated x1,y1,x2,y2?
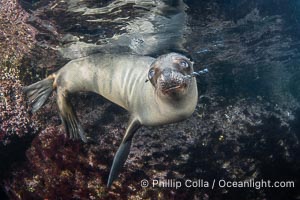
186,57,194,68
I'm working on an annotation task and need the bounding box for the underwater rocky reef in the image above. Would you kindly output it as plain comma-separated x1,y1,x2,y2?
0,0,300,199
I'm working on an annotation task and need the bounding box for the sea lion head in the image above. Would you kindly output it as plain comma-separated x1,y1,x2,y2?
148,53,195,98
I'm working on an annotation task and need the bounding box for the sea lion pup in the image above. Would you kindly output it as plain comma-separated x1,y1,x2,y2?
23,52,198,187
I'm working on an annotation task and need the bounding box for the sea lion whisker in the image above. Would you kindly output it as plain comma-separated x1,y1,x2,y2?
185,68,209,79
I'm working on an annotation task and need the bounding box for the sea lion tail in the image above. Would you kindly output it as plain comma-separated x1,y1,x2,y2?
107,118,141,187
23,75,55,113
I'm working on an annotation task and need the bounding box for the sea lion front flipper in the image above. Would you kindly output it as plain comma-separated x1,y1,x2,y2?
57,88,87,143
107,118,141,187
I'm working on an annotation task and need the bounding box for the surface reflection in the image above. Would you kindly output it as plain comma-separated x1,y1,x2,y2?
57,0,188,59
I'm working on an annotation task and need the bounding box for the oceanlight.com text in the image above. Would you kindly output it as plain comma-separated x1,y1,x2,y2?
140,178,295,190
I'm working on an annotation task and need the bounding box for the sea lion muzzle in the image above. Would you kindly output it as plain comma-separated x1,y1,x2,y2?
147,53,194,95
148,67,190,94
158,69,190,94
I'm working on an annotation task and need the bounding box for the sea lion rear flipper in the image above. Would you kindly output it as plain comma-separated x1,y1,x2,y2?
23,77,54,113
57,89,87,143
107,118,141,187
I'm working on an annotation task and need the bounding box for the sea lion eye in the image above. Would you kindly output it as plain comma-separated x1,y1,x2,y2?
148,68,155,81
180,60,189,69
